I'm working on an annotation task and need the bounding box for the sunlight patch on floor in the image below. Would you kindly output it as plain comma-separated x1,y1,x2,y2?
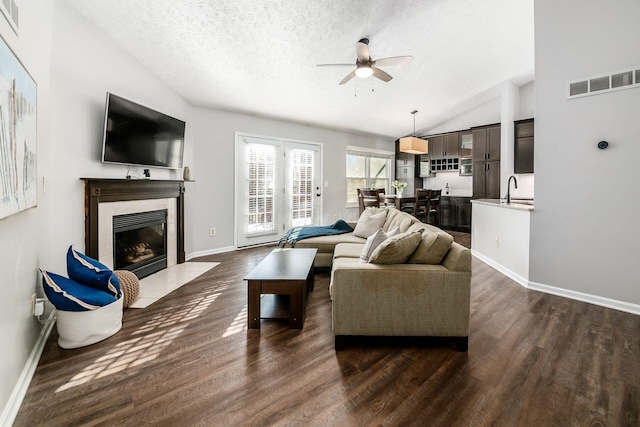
55,281,228,393
222,304,248,338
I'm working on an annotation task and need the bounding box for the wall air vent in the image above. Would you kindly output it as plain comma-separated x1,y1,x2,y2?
567,66,640,99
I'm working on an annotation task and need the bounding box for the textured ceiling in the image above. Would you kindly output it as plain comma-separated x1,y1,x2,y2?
65,0,534,139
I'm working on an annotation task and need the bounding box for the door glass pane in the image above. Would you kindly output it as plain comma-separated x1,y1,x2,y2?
291,148,314,227
247,143,275,234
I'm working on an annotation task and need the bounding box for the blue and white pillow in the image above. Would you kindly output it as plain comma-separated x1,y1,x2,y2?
66,246,121,298
41,269,117,312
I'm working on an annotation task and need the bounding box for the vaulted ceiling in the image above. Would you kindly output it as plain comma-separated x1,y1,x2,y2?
65,0,534,139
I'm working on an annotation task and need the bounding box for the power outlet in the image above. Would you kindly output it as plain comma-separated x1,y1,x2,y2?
494,237,500,247
210,228,216,237
32,293,45,316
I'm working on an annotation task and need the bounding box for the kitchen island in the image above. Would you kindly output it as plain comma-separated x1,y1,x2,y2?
471,199,533,287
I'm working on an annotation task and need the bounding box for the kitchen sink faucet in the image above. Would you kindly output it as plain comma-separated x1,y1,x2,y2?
506,175,518,204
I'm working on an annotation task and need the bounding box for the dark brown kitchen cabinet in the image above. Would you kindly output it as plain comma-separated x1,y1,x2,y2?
427,132,459,159
472,125,501,162
428,135,444,159
472,124,501,199
439,196,472,232
515,118,534,174
427,131,460,173
443,133,459,158
473,161,501,199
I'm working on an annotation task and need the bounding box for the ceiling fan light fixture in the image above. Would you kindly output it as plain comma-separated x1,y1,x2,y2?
355,64,374,78
399,110,428,154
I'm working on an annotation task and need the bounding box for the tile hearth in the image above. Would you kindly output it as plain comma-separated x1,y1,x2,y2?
129,261,220,308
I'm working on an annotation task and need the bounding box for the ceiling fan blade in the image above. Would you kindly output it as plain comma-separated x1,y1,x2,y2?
316,63,355,67
356,38,370,62
373,55,414,67
372,67,393,82
339,70,356,85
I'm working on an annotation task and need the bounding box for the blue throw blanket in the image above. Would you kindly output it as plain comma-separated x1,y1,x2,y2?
278,220,354,247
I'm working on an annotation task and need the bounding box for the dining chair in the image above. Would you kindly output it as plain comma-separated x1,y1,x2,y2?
411,189,431,222
357,188,381,214
427,189,442,226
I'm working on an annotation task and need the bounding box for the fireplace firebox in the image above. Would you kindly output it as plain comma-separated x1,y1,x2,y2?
113,209,167,279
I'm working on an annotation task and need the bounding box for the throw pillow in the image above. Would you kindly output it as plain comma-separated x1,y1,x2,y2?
67,246,121,298
352,209,387,238
368,231,422,264
386,226,401,238
407,229,455,265
41,269,118,312
359,227,399,262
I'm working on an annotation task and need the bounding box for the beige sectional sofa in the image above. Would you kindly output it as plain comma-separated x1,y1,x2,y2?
291,208,471,351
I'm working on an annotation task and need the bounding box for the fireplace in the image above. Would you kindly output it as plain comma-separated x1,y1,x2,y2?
113,209,167,279
82,179,186,275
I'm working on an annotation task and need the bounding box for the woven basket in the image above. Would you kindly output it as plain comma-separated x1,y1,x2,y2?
114,270,140,308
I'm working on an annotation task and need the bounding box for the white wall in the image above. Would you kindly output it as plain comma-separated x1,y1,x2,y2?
189,106,392,255
1,0,193,419
531,0,640,305
0,0,53,419
518,81,534,120
47,0,192,275
472,202,531,286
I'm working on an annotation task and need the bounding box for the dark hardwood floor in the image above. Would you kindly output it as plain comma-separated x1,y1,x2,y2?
15,236,640,426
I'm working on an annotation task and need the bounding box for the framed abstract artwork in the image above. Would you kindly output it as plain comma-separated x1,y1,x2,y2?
0,34,37,220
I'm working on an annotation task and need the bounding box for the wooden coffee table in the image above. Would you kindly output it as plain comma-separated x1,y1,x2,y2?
245,248,317,329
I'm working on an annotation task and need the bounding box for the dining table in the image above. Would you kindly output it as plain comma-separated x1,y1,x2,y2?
382,194,415,210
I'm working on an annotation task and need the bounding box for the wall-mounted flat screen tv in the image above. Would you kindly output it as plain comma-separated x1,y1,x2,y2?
102,93,185,170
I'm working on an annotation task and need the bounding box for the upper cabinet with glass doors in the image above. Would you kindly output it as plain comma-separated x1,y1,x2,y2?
459,132,473,176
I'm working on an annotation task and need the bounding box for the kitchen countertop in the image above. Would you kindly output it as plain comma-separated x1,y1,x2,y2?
471,198,534,211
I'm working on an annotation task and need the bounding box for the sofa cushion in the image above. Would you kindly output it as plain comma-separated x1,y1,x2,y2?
383,208,420,233
67,246,121,298
407,223,428,234
359,227,400,262
353,209,388,238
369,231,422,264
41,269,118,312
334,243,366,260
292,233,365,253
407,227,455,265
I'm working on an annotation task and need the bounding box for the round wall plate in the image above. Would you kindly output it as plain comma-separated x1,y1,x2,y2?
597,141,608,149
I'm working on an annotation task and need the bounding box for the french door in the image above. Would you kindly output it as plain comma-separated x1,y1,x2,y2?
235,133,322,248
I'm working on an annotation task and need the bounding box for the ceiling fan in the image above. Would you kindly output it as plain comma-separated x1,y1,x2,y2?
317,38,413,85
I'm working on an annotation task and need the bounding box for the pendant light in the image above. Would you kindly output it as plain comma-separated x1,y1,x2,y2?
399,110,428,154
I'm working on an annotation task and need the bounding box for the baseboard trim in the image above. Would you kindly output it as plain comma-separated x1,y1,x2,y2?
471,250,640,316
471,250,529,288
528,281,640,316
186,246,235,261
0,311,56,427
